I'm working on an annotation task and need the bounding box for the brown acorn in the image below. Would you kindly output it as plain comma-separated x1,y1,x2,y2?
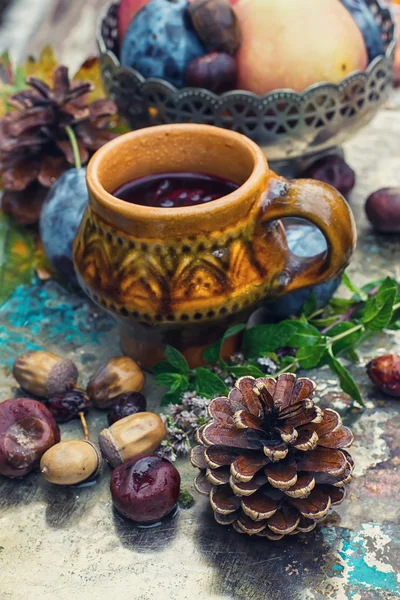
87,356,145,409
13,351,79,398
189,0,242,56
191,374,354,540
40,440,103,486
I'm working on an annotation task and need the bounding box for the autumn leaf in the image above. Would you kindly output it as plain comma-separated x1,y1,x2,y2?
73,56,105,102
24,45,58,85
0,212,36,306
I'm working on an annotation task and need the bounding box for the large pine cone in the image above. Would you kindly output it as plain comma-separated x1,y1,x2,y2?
191,374,354,540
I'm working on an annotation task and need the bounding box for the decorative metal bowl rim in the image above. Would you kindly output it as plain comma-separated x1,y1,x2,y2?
97,0,397,104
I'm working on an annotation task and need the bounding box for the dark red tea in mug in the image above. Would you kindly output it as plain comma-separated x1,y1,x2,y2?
113,172,239,208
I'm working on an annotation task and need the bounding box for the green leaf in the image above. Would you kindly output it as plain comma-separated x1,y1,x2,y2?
302,292,318,318
329,297,358,313
311,316,341,328
243,322,296,358
152,361,180,376
326,351,365,406
326,322,363,355
342,272,368,301
202,323,245,364
361,277,397,331
227,364,265,378
286,321,322,348
296,345,327,369
155,372,187,389
345,348,360,362
165,345,189,374
160,390,184,406
0,213,36,307
194,367,228,398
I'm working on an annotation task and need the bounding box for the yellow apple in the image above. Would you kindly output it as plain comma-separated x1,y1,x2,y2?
235,0,368,94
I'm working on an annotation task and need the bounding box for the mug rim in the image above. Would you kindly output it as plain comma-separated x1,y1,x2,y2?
86,123,268,222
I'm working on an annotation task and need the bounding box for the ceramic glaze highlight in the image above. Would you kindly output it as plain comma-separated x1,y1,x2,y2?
73,124,356,368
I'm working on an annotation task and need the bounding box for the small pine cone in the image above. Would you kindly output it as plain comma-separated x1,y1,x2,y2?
191,374,354,540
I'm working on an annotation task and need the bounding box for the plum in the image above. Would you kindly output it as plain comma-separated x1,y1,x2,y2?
262,224,341,319
39,168,88,286
340,0,384,62
120,0,206,88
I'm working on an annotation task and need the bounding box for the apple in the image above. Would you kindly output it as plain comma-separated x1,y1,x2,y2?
235,0,368,95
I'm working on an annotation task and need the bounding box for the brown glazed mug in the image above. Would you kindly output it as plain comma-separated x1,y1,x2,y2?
73,124,356,369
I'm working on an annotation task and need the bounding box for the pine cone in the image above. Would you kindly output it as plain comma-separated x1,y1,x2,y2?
0,65,117,196
191,374,354,540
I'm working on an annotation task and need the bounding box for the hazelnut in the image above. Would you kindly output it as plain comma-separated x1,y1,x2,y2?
99,412,167,467
40,440,102,485
365,187,400,233
13,351,79,398
185,52,237,94
87,356,145,409
0,398,60,478
367,354,400,397
107,391,147,425
111,454,181,523
189,0,242,55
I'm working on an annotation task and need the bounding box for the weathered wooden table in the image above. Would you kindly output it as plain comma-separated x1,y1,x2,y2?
0,2,400,599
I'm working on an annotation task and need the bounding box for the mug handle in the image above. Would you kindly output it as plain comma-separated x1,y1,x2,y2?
260,176,357,294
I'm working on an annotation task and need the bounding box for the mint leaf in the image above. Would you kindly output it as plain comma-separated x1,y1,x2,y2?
329,297,358,313
361,277,397,331
152,360,180,376
302,292,318,318
227,364,265,378
326,322,363,355
194,368,228,398
296,345,326,369
243,322,296,358
326,351,365,406
155,372,188,391
286,321,322,348
311,316,341,328
203,323,245,364
165,345,189,374
160,390,184,406
342,272,368,301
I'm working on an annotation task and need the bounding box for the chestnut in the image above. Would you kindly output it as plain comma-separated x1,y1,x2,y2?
303,155,356,197
189,0,242,55
367,354,400,397
107,391,147,425
87,356,145,409
185,52,237,94
0,398,60,478
365,187,400,233
111,454,181,523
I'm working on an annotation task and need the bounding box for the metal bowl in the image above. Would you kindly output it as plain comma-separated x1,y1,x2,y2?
98,0,396,171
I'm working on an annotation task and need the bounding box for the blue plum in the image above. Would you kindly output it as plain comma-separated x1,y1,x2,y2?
262,224,341,320
120,0,206,88
340,0,384,62
39,168,88,286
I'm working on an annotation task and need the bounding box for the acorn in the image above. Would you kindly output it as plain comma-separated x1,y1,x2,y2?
99,412,167,467
13,351,79,398
40,440,103,485
87,356,145,409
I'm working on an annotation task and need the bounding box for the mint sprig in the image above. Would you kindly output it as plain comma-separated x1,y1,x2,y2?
153,274,400,407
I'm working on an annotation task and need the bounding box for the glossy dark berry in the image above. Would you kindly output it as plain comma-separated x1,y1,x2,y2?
365,188,400,233
111,454,181,523
46,391,91,423
185,52,237,93
303,155,356,197
107,391,147,425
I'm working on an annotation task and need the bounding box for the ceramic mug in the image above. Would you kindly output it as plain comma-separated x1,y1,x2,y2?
73,124,356,369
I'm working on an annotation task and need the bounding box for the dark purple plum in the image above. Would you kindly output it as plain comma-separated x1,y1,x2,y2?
46,391,91,423
340,0,384,62
111,454,181,523
120,0,206,88
303,155,356,198
39,168,88,286
107,392,147,425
